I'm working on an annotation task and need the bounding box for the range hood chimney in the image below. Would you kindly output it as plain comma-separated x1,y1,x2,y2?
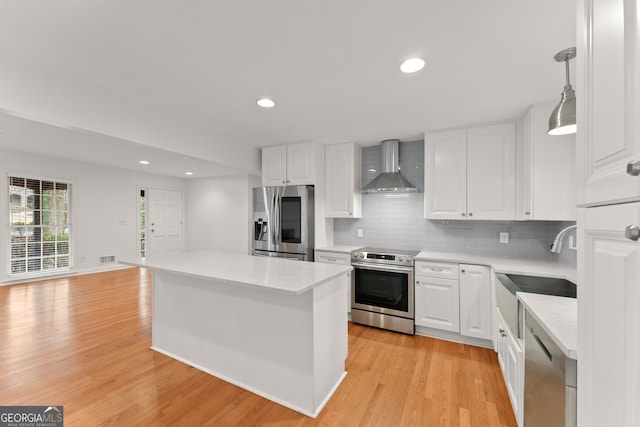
361,139,419,194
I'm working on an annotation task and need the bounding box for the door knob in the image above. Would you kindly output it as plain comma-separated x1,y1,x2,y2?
625,225,640,241
627,160,640,176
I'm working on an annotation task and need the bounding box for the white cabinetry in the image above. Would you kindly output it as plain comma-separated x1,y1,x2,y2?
325,142,362,218
315,250,352,315
518,102,576,220
425,123,516,220
423,129,467,219
414,261,460,332
459,264,491,340
577,0,640,206
415,261,492,341
578,202,640,427
496,307,524,426
262,142,316,186
577,0,640,425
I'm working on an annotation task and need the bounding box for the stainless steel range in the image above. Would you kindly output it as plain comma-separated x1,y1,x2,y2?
350,247,419,335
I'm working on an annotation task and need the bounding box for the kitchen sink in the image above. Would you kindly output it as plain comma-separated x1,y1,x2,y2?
501,274,576,298
495,273,576,339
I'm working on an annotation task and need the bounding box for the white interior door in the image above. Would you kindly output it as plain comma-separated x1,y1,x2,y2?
148,189,183,257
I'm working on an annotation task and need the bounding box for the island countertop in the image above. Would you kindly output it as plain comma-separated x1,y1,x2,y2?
120,250,352,295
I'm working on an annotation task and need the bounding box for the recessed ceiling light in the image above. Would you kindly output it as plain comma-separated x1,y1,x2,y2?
139,160,150,165
257,98,276,108
400,57,425,73
185,172,193,176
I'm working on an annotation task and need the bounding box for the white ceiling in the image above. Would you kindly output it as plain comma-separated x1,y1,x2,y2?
0,0,576,178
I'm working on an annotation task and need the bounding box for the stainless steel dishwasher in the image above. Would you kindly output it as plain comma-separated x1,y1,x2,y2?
524,310,577,427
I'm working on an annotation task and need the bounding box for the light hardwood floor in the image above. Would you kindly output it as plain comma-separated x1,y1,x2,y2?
0,268,516,426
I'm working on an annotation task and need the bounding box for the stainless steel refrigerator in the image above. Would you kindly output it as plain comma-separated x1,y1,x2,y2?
252,185,314,261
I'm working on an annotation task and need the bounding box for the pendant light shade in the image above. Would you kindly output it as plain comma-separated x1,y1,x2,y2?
548,47,577,136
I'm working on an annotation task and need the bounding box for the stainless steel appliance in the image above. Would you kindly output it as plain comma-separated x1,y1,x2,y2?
350,247,418,334
252,185,314,261
524,310,577,427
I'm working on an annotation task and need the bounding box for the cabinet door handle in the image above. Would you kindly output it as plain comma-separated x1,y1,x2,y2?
468,212,473,217
525,211,531,216
430,268,443,272
627,160,640,176
461,213,466,217
625,225,640,241
461,269,466,273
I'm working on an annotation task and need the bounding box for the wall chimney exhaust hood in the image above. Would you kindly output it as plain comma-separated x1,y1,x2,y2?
361,139,419,194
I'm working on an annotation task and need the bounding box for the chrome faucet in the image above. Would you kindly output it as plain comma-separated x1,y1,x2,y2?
550,224,577,253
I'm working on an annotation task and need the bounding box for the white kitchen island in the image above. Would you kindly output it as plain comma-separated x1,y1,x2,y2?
120,251,352,418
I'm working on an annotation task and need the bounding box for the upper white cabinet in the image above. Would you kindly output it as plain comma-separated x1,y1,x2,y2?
577,0,640,206
424,129,468,219
518,102,576,220
425,123,516,220
262,142,316,186
325,142,362,218
459,264,492,340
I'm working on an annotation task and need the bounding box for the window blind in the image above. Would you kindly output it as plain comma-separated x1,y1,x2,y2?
8,176,72,276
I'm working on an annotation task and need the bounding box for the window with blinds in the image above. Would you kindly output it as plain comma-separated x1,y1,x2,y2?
9,176,71,276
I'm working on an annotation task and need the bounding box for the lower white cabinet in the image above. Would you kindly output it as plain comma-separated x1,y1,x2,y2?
415,261,492,340
459,264,492,340
415,274,460,332
315,250,352,314
496,307,524,426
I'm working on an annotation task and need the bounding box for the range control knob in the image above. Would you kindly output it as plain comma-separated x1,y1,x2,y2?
398,256,406,262
356,252,365,259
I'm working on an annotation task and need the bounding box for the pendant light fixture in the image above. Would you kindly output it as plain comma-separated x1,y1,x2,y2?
548,47,577,135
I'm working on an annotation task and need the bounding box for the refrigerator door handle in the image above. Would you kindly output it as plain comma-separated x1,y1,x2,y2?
273,189,280,244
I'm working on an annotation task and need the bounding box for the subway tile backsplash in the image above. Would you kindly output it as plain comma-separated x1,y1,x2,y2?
333,140,577,266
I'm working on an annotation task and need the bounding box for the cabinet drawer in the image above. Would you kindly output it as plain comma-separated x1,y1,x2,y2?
415,261,459,279
315,251,351,265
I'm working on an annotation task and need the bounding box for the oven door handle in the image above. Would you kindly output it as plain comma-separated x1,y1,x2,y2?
351,262,413,274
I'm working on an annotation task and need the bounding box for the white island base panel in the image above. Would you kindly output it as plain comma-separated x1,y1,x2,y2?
151,270,348,418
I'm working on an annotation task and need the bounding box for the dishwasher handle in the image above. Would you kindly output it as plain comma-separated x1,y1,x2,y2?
531,327,553,361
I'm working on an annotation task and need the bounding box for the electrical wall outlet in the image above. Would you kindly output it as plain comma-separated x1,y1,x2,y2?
499,232,509,244
357,229,364,238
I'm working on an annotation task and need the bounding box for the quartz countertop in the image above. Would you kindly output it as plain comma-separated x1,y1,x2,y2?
120,251,352,296
518,292,578,359
415,251,576,283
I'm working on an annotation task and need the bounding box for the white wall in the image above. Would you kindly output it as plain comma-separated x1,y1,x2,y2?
0,148,186,283
185,175,260,255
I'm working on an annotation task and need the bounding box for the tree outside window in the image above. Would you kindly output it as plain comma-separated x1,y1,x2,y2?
9,177,71,276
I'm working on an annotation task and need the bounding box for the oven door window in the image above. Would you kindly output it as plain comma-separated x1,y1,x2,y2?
354,268,408,312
